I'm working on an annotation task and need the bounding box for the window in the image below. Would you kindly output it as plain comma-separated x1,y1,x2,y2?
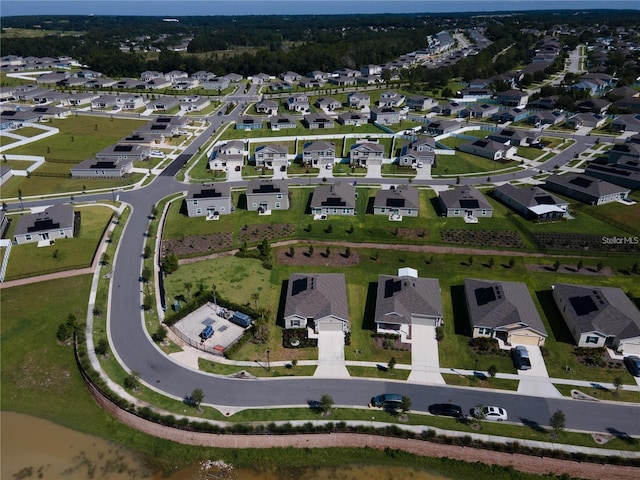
277,194,282,199
196,208,202,215
291,319,301,327
275,202,281,209
25,234,31,241
453,209,460,216
193,199,198,205
586,336,599,345
482,209,487,216
478,327,492,336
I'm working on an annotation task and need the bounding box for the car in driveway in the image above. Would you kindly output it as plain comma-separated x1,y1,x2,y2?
428,403,463,418
624,355,640,377
472,405,508,421
512,345,532,370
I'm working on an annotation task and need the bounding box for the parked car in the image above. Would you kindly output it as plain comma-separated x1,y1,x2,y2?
512,345,532,370
370,393,403,409
428,403,463,418
472,405,508,421
624,355,640,377
150,150,165,158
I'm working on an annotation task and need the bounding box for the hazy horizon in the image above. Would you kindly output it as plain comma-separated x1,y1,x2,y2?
1,0,638,18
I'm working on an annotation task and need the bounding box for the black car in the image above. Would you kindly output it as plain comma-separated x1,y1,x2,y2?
511,346,532,370
428,403,463,418
624,355,640,377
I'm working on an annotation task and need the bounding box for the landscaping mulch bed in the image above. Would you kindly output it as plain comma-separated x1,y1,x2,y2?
237,223,296,244
373,336,410,352
162,233,233,257
396,228,430,241
276,247,360,267
526,264,613,276
532,233,638,252
440,229,525,249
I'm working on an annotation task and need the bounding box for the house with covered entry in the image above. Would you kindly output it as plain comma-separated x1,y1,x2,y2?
245,179,289,212
347,92,370,109
303,113,335,129
496,89,529,108
370,107,400,125
13,204,75,245
349,141,385,167
493,184,569,221
256,100,278,116
552,283,640,355
254,144,288,171
185,183,232,218
70,157,134,178
315,97,341,111
438,185,493,219
458,138,516,161
398,138,436,168
310,182,356,216
302,140,335,168
374,267,442,342
235,116,263,131
406,95,436,111
286,95,310,112
373,185,419,217
209,140,244,171
378,91,405,108
488,128,541,147
283,273,350,333
268,115,298,130
337,112,369,126
464,278,548,347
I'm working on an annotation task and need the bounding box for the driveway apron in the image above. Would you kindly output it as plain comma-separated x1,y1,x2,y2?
407,324,445,384
314,331,350,378
516,345,562,397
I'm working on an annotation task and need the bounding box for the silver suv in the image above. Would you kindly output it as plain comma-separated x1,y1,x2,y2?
512,345,531,370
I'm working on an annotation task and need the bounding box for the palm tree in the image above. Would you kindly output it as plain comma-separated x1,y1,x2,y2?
184,281,193,300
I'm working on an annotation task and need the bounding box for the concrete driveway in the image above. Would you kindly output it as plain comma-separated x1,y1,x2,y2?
414,164,432,180
407,324,445,384
365,163,381,178
515,345,562,397
314,331,350,378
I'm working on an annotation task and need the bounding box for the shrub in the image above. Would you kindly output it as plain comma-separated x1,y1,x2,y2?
435,326,445,341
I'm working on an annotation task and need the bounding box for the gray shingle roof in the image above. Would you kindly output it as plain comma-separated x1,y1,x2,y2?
464,278,547,336
494,183,568,208
553,283,640,339
186,183,231,200
439,186,493,211
375,275,442,325
14,204,74,236
374,186,419,210
284,273,349,321
310,182,356,209
545,173,630,197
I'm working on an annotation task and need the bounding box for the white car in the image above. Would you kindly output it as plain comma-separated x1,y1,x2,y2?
472,405,508,422
149,150,165,158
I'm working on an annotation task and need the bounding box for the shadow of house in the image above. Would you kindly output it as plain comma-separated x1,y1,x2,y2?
366,196,375,214
237,193,247,210
275,279,289,328
361,281,378,331
450,285,471,336
429,195,444,217
535,290,576,345
304,191,313,215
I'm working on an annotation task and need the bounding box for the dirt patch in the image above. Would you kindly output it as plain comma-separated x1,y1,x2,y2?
440,229,525,249
162,233,233,257
396,227,430,241
238,223,296,244
277,247,360,267
526,264,613,276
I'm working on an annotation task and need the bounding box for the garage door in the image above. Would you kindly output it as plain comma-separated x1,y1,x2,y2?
317,321,344,332
510,334,542,346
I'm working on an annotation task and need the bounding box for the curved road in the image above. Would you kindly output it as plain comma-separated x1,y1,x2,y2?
7,117,639,436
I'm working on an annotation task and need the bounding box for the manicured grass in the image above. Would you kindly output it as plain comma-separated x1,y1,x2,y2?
346,365,411,380
0,173,146,198
554,384,640,403
432,151,519,176
4,205,113,280
442,374,519,391
198,358,317,377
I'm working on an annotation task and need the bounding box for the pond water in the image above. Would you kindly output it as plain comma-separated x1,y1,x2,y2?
1,412,452,480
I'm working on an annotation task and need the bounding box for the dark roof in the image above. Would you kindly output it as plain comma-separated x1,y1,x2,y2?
187,183,231,200
494,184,568,208
14,204,74,236
374,274,442,325
553,283,640,339
439,186,493,211
374,186,419,210
544,173,630,198
246,179,288,195
464,279,547,336
310,182,356,209
284,273,349,321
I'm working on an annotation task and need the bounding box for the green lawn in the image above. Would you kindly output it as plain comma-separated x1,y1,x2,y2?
3,205,113,280
432,152,520,177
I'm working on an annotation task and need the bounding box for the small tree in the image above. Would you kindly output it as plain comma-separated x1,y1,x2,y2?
388,357,397,371
289,246,295,257
320,394,334,416
325,245,331,257
553,260,561,271
184,281,193,300
400,396,412,415
550,409,566,436
141,266,152,283
124,371,140,391
632,261,639,274
596,261,603,272
101,252,110,266
613,376,623,396
508,258,515,269
487,364,498,378
291,359,298,370
162,252,179,274
576,259,583,271
143,246,152,259
345,246,351,258
95,338,109,356
152,325,167,343
191,388,205,411
468,256,474,266
487,257,494,269
325,223,333,233
308,244,314,256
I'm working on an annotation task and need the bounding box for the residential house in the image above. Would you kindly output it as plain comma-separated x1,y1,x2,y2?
460,103,500,119
378,91,405,108
493,108,529,124
144,78,172,90
544,173,630,205
576,98,611,114
565,113,607,130
373,186,419,217
203,78,230,91
615,96,640,114
222,73,243,83
28,106,71,120
91,95,119,110
179,95,210,112
425,119,459,135
349,141,385,167
307,70,330,81
286,95,310,113
165,70,188,83
283,273,350,333
304,113,335,130
70,157,134,178
315,97,341,111
117,95,146,111
209,140,244,171
255,100,278,116
268,114,298,130
356,75,381,85
584,162,640,190
134,116,186,141
13,204,75,245
279,71,302,84
252,73,272,84
337,111,369,126
374,268,442,340
269,82,292,92
299,77,325,88
114,78,143,89
191,71,216,82
185,183,232,218
141,70,164,82
464,278,547,347
610,114,640,133
406,95,436,111
432,101,465,117
552,283,640,354
493,184,569,221
65,92,100,107
245,179,289,212
347,92,370,109
457,88,494,101
235,116,263,131
302,141,335,168
35,71,69,85
438,186,494,218
370,107,400,125
459,138,516,161
398,138,436,167
254,144,288,171
528,111,566,127
488,128,541,147
152,96,180,112
608,143,640,162
310,182,356,216
496,89,529,108
360,64,382,76
96,143,150,162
